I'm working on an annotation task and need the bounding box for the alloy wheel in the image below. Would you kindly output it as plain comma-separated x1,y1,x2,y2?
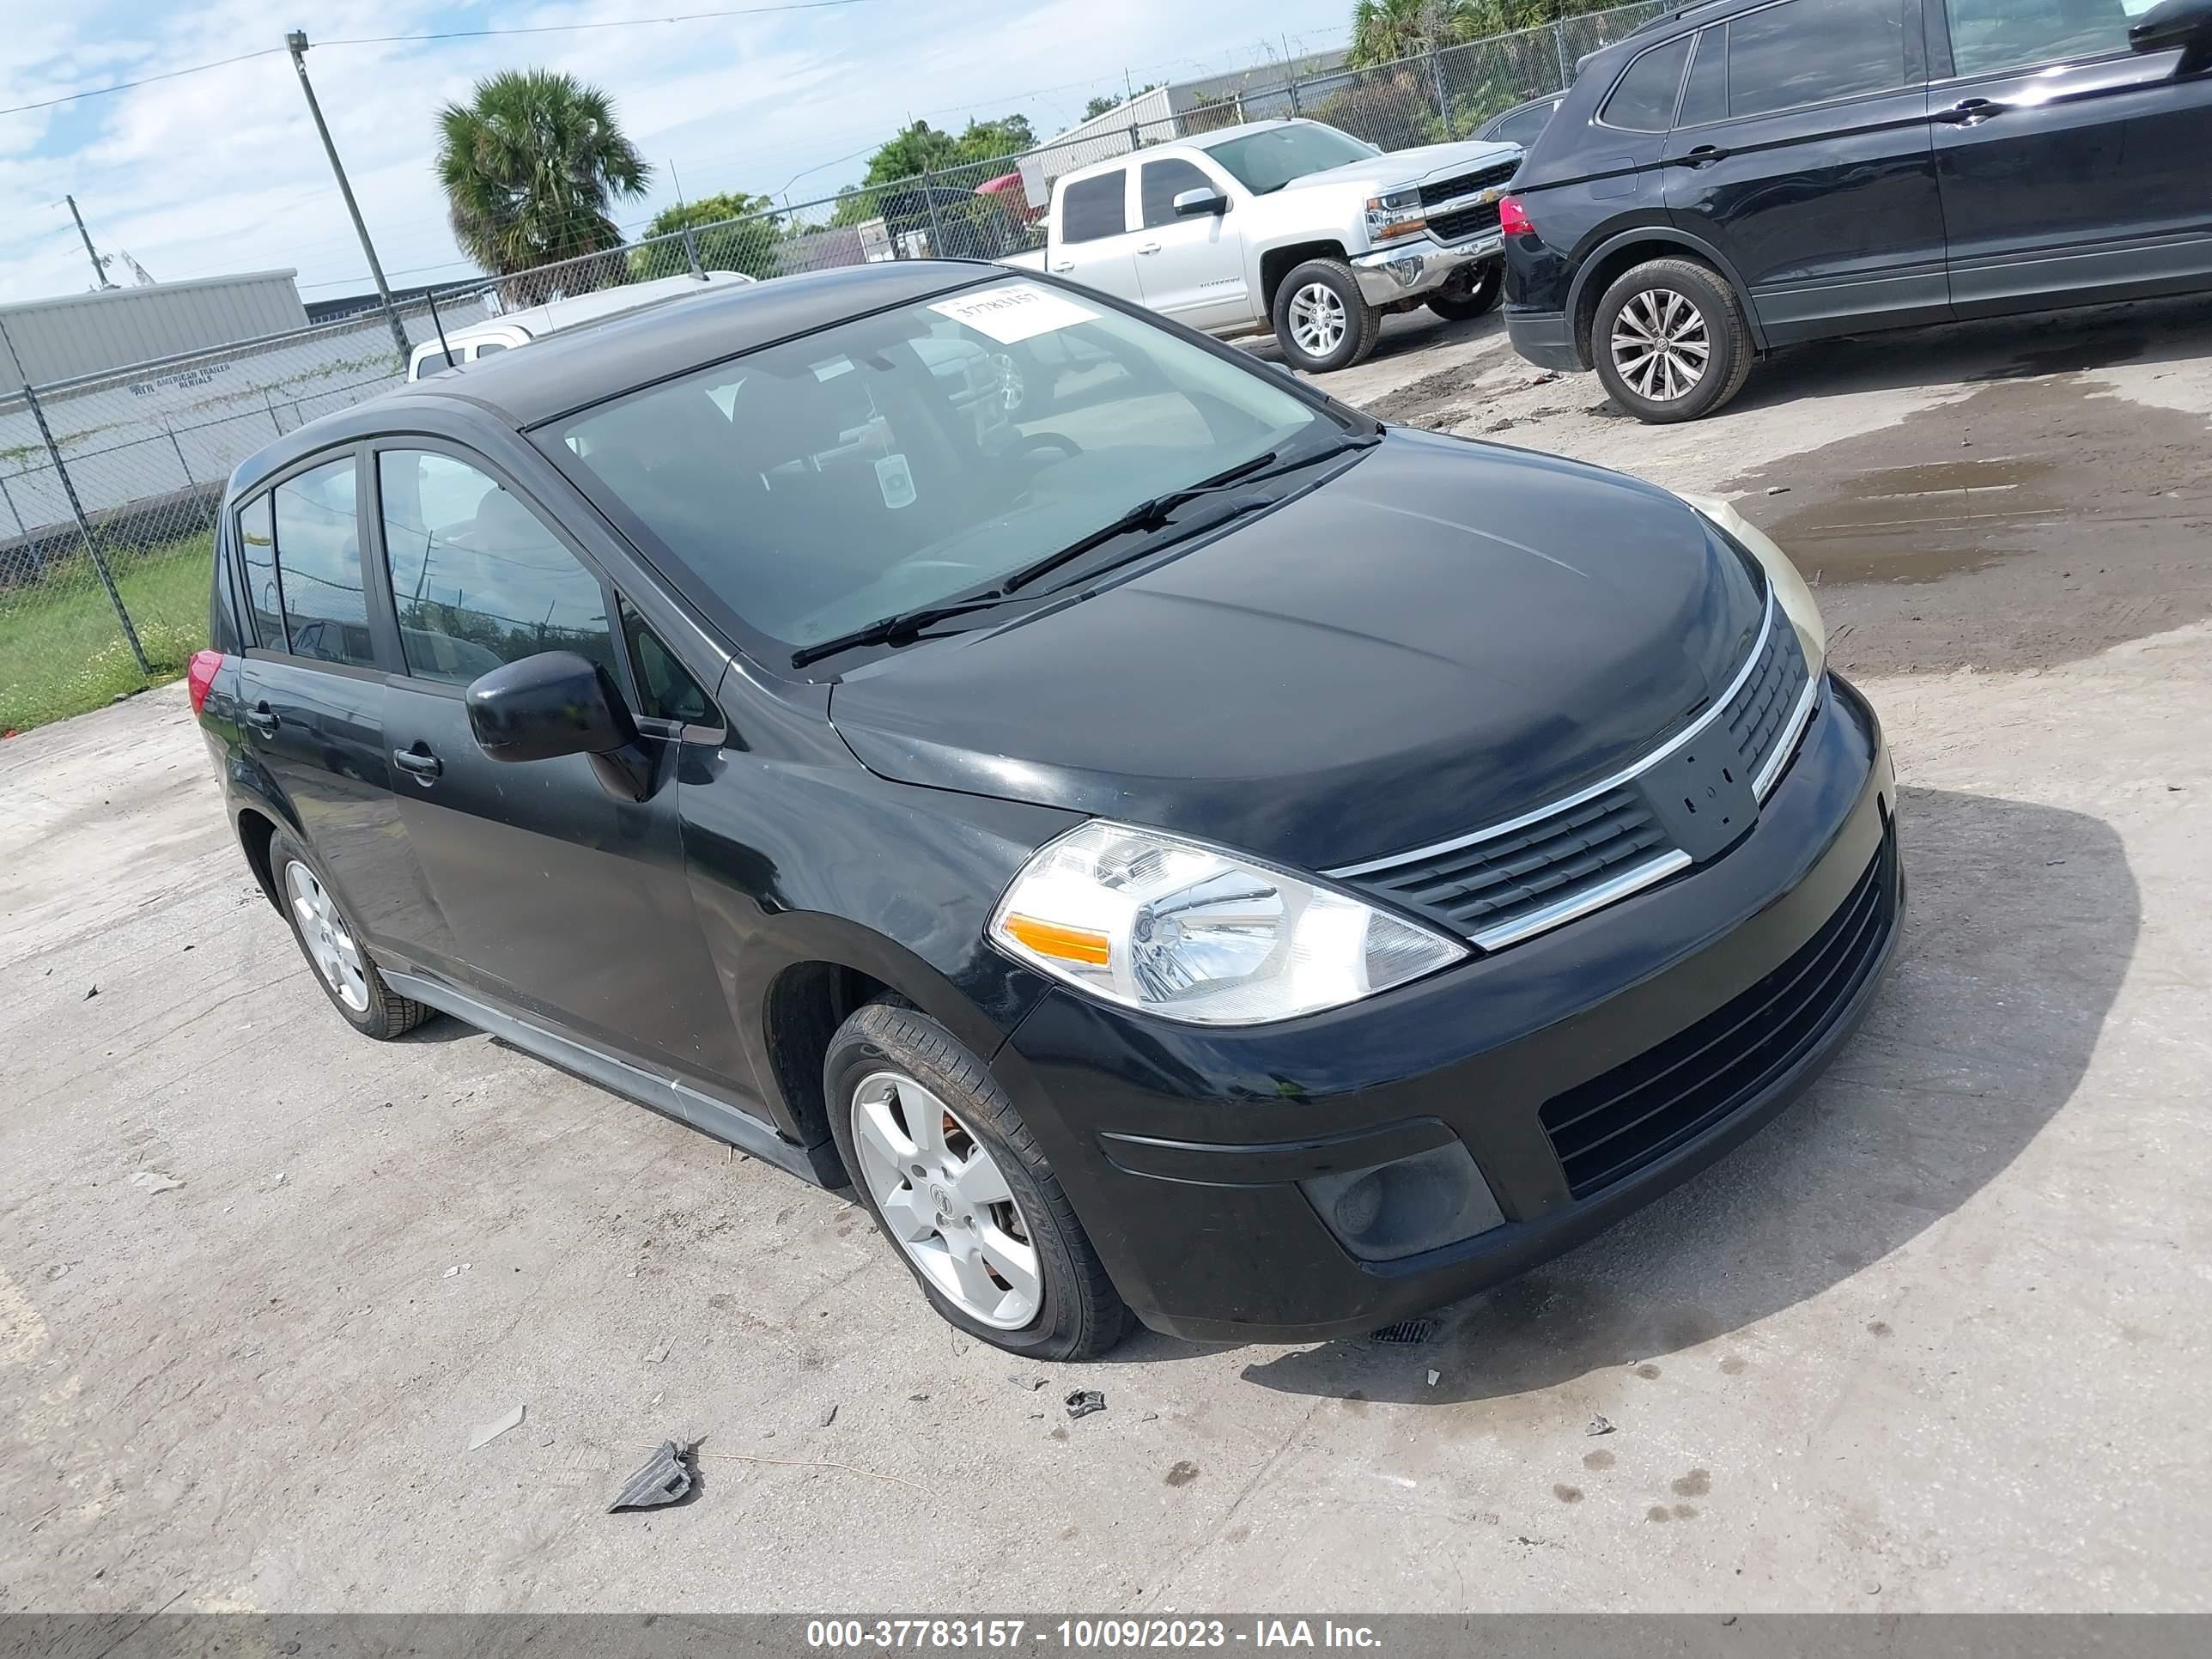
1610,288,1711,403
1287,282,1348,359
284,859,369,1012
849,1070,1042,1329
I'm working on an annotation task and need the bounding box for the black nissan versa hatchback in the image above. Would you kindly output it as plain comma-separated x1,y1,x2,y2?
190,262,1899,1359
1500,0,2212,422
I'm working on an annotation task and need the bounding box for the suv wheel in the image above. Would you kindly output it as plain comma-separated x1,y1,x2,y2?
269,826,431,1040
1272,258,1383,374
1590,257,1754,423
826,1001,1132,1360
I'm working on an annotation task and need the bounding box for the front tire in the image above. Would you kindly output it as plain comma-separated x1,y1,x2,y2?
1272,258,1383,373
1427,263,1503,322
268,826,430,1040
826,1001,1132,1360
1589,256,1754,423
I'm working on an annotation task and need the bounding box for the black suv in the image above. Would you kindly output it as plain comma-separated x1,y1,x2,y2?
1500,0,2212,421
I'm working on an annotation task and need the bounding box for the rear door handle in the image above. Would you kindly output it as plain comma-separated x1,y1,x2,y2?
392,747,443,782
243,705,279,735
1049,261,1077,273
1680,143,1729,167
1936,98,2005,125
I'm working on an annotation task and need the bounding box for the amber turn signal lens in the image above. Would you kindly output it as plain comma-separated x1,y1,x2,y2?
1001,915,1111,965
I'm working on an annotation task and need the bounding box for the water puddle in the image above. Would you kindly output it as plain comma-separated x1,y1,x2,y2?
1762,454,2059,585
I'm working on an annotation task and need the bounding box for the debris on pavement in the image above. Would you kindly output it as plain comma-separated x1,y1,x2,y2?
608,1440,694,1511
1425,1370,1441,1388
1010,1371,1047,1390
819,1403,839,1427
442,1263,471,1278
1586,1415,1617,1437
84,985,99,1000
1369,1318,1435,1346
908,1392,930,1402
1064,1389,1106,1419
1765,485,1791,495
466,1402,527,1451
125,1171,183,1194
648,1334,674,1364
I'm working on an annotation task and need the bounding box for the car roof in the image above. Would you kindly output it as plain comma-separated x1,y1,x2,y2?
240,260,1005,492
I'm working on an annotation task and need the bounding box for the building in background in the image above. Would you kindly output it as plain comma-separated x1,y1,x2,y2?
0,270,307,386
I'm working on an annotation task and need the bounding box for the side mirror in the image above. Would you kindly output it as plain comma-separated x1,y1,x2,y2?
1173,187,1229,218
2132,0,2212,73
466,650,653,799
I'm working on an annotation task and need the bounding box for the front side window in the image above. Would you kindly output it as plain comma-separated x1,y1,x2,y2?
1205,124,1379,195
1943,0,2145,77
1601,34,1695,131
374,450,617,687
621,600,715,726
272,457,374,669
1141,158,1219,228
1060,172,1128,243
1727,0,1911,118
553,276,1340,661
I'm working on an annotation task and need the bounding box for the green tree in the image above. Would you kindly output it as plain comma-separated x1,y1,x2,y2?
1350,0,1483,66
435,70,651,277
629,191,782,282
1083,83,1160,120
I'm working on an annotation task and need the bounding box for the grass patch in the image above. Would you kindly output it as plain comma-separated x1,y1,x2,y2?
0,532,212,732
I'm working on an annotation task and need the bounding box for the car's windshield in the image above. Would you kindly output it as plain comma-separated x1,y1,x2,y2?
1204,124,1379,195
552,276,1340,659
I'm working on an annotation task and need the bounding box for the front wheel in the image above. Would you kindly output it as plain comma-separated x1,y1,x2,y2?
1426,263,1503,322
1272,258,1383,374
1589,256,1754,423
826,1001,1132,1360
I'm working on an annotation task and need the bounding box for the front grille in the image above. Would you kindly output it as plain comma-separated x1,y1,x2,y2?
1418,161,1518,210
1428,200,1504,243
1723,611,1809,789
1538,832,1895,1199
1348,785,1670,945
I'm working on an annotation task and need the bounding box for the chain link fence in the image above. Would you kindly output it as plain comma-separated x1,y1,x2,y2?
1,1,1659,733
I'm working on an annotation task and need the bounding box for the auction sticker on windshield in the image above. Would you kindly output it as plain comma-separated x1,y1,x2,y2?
931,283,1099,343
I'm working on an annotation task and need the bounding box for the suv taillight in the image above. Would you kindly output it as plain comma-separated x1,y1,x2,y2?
187,650,224,716
1498,194,1534,239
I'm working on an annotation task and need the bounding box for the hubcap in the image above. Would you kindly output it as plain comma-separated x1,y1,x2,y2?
1611,288,1711,403
284,860,369,1012
1287,282,1348,359
849,1072,1042,1329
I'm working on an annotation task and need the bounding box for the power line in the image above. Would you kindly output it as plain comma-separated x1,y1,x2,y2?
0,47,284,118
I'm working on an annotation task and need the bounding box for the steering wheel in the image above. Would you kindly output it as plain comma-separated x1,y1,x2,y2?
1013,431,1083,460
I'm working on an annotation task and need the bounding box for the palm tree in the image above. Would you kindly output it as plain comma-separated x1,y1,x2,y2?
435,70,652,281
1349,0,1481,66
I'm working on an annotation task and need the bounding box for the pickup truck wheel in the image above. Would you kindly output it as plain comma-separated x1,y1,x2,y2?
1273,259,1382,373
1427,263,1503,322
1590,257,1754,424
828,1001,1133,1361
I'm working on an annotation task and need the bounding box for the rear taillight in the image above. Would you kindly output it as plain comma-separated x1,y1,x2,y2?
1498,193,1534,239
187,650,224,717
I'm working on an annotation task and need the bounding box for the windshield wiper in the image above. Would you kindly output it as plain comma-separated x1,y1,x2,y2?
789,592,1030,669
1001,436,1375,597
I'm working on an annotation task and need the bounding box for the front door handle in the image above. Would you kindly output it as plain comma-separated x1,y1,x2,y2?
1049,260,1077,273
1680,143,1729,167
1936,97,2005,125
243,704,279,736
392,747,443,783
1137,242,1162,255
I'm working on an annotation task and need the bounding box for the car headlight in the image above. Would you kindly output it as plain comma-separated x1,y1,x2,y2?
1364,185,1427,243
1678,490,1826,679
990,821,1466,1026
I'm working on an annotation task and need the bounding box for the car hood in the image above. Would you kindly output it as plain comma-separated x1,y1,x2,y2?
1278,137,1522,198
828,428,1765,872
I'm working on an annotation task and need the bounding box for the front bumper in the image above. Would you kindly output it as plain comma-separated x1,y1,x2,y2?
993,673,1900,1344
1352,230,1503,307
1504,305,1584,372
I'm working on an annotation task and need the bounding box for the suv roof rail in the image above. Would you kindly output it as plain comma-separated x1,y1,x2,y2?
1627,0,1734,38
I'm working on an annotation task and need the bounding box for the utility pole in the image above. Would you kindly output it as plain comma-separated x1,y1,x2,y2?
64,196,117,290
284,29,410,364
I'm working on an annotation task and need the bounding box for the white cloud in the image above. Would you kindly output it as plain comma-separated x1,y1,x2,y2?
0,0,1352,306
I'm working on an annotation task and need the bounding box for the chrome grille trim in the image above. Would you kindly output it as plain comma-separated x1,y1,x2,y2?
1325,592,1778,883
1469,849,1692,952
1753,666,1821,802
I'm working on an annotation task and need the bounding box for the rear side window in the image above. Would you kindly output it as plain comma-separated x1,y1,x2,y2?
1679,27,1729,126
237,493,284,649
1141,158,1217,228
374,450,617,687
1601,34,1694,131
1488,101,1557,148
1060,171,1128,243
272,457,375,669
1727,0,1910,118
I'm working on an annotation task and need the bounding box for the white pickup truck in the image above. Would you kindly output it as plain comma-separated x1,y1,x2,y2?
1005,118,1521,373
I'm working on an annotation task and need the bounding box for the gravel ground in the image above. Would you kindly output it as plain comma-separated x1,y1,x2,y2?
4,295,2210,1615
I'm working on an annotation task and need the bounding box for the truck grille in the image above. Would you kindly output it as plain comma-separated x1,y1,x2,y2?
1328,590,1820,953
1418,161,1519,210
1428,200,1504,244
1537,830,1895,1198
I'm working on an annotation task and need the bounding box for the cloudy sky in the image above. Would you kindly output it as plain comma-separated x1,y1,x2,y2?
0,0,1356,308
